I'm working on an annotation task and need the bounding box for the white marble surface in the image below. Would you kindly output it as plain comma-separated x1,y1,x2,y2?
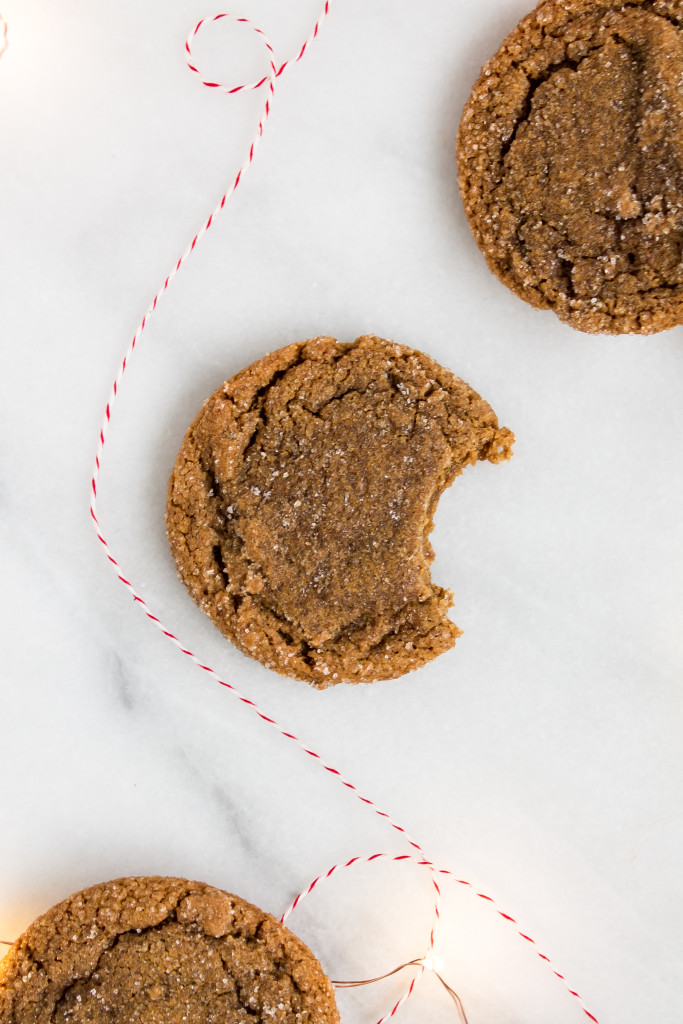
1,0,682,1021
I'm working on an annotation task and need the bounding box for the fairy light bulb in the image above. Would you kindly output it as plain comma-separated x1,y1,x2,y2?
420,955,444,973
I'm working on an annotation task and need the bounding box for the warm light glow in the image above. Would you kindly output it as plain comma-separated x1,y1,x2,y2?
420,955,444,973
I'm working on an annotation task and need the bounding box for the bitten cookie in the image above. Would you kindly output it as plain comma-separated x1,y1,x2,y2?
166,334,513,687
458,0,683,335
0,877,339,1024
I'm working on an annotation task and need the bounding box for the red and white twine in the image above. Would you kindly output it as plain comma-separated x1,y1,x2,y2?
282,853,600,1024
82,6,599,1023
185,7,330,92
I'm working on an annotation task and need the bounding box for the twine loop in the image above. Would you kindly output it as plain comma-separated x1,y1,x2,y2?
282,853,600,1024
184,14,277,94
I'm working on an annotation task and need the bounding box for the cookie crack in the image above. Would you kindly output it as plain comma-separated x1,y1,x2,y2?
502,4,683,168
500,13,667,167
49,896,186,1022
212,542,230,584
207,383,486,653
501,50,603,160
48,903,281,1022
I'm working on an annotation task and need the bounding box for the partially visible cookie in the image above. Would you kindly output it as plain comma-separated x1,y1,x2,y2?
458,0,683,334
166,334,513,687
0,877,340,1024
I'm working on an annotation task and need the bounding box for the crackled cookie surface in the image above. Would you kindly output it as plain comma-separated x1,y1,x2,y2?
166,335,513,687
0,876,339,1024
458,0,683,334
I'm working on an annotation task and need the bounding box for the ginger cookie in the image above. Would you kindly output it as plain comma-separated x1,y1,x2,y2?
457,0,683,335
0,876,339,1024
166,334,513,687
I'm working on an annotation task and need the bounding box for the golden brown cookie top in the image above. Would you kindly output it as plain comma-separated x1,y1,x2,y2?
458,0,683,334
0,877,339,1024
166,335,513,687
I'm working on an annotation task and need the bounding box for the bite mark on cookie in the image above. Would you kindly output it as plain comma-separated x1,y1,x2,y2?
167,335,513,686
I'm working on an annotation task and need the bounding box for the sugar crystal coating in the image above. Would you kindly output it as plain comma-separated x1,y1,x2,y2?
0,877,339,1024
458,0,683,334
166,335,513,687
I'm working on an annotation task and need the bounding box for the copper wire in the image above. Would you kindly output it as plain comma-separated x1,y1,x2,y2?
332,958,469,1023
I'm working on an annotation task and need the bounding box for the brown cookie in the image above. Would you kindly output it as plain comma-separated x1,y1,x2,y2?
166,334,513,687
457,0,683,334
0,877,339,1024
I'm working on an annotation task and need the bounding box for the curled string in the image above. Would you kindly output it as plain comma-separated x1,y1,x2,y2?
185,8,330,92
281,853,600,1024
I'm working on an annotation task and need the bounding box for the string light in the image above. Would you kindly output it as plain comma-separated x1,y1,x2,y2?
332,957,469,1023
282,852,600,1024
0,14,7,59
420,955,444,973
